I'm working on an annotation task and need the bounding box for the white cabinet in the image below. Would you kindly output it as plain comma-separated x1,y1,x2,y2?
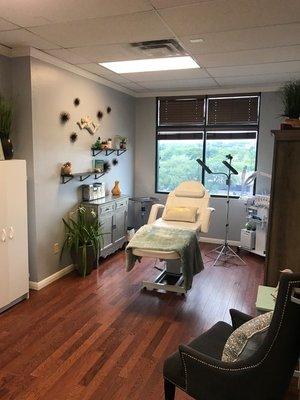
0,160,29,312
82,196,129,258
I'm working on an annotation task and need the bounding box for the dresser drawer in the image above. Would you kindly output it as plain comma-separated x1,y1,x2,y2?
99,203,114,215
115,198,128,209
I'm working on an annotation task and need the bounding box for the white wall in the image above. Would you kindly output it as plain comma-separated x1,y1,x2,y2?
12,56,135,282
135,92,283,242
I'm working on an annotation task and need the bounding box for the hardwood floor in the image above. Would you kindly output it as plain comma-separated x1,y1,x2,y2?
0,244,297,399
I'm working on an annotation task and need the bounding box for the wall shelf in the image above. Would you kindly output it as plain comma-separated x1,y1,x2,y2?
91,148,127,157
61,171,105,184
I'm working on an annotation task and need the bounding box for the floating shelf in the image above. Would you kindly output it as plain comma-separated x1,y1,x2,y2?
91,148,127,157
61,171,105,184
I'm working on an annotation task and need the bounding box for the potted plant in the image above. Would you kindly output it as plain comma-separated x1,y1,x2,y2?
116,135,128,149
0,95,13,159
61,206,103,277
281,80,300,128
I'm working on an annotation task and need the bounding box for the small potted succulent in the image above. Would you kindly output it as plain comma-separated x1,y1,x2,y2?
0,95,13,159
116,135,128,149
281,80,300,128
61,206,104,277
91,137,101,150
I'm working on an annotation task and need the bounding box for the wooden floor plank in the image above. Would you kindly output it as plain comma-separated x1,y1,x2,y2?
0,244,297,400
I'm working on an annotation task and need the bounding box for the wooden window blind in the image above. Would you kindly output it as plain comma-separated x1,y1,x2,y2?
207,96,259,126
158,97,205,127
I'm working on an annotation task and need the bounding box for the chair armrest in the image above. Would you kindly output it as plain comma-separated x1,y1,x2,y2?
200,207,215,233
147,203,165,224
230,309,253,330
179,344,258,399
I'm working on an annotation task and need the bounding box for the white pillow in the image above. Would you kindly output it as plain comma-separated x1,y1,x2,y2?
222,311,273,363
162,206,198,223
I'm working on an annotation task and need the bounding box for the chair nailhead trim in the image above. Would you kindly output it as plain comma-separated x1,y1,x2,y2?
181,280,300,392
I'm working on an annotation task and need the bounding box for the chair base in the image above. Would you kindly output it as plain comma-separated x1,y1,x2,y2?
164,379,176,400
141,259,186,295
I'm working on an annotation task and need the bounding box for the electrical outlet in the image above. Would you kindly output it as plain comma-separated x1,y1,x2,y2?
53,242,60,254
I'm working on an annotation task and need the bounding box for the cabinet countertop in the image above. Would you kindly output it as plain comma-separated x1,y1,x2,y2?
82,195,129,206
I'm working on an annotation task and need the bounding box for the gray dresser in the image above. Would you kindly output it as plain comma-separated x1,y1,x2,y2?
82,195,129,258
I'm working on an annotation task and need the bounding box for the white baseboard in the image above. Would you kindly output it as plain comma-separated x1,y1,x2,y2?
29,264,74,291
199,237,241,247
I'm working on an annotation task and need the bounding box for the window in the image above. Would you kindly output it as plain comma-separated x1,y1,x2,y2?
156,94,260,196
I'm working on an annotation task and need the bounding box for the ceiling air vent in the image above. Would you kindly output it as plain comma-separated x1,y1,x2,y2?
130,39,187,58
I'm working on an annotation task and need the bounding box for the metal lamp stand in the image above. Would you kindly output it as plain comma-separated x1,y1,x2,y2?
197,155,246,267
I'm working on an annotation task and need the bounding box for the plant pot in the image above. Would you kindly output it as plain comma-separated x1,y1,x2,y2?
71,244,97,277
0,137,13,160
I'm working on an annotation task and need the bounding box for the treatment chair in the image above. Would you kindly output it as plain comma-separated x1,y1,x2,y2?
131,181,214,294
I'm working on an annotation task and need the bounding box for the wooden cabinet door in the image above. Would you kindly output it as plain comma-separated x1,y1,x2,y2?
100,214,113,252
0,161,28,310
113,208,127,245
0,163,9,309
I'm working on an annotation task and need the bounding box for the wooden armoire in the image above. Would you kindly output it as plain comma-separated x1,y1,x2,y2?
266,130,300,286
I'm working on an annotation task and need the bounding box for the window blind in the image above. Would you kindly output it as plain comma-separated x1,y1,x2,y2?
207,96,259,126
158,97,205,127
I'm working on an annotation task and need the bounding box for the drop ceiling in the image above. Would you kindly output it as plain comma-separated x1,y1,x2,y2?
0,0,299,95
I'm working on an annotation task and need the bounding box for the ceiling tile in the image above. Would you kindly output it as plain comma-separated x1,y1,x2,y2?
151,0,207,8
29,11,174,48
0,0,153,27
196,45,300,68
138,77,217,89
45,49,88,64
159,0,300,36
179,23,300,55
0,18,19,31
122,67,209,82
0,29,60,50
68,43,154,63
207,61,300,78
215,72,300,86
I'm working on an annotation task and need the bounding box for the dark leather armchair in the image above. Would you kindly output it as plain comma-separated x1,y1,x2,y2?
163,273,300,400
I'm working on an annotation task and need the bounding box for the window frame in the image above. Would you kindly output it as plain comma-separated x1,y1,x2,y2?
155,94,260,197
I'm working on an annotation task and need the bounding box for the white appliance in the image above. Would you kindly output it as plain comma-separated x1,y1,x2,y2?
241,229,255,250
0,160,29,312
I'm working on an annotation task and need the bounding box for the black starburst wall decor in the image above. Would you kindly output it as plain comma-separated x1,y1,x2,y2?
70,132,78,143
112,158,118,166
103,161,111,173
97,110,103,120
74,98,80,107
60,112,70,124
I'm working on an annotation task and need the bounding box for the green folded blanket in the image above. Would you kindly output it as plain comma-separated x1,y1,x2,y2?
126,225,203,290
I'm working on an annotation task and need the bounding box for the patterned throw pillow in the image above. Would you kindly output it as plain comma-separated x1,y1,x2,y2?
222,311,273,362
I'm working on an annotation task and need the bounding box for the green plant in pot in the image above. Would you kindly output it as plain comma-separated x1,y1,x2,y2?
0,95,13,159
116,135,128,149
61,206,103,277
281,80,300,128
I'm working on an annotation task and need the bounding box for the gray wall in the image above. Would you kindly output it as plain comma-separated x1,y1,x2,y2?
11,57,39,280
0,54,12,96
13,57,135,282
135,92,283,242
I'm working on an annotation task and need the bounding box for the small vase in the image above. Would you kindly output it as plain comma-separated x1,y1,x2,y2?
0,137,14,160
111,180,121,197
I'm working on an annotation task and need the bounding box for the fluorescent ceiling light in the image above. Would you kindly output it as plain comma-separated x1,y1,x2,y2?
190,38,204,43
99,56,199,74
